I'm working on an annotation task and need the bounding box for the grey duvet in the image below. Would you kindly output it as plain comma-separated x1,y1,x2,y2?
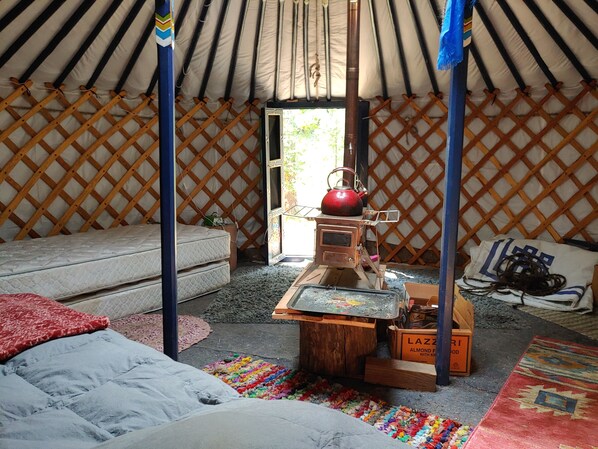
0,329,406,449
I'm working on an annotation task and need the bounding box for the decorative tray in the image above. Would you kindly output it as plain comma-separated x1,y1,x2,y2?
287,285,400,319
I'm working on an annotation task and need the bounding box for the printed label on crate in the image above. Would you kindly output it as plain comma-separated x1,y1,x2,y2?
399,332,471,374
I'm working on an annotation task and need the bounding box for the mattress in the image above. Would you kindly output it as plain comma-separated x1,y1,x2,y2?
1,329,240,449
0,224,230,300
0,327,406,449
64,262,230,320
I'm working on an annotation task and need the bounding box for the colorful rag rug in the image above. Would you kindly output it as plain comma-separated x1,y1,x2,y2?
110,313,211,353
203,356,472,448
465,336,598,449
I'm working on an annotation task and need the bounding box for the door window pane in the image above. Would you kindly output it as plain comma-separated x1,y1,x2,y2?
270,166,282,210
268,215,283,259
268,115,281,160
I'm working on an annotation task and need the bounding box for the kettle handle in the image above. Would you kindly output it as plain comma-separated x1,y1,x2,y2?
327,167,365,192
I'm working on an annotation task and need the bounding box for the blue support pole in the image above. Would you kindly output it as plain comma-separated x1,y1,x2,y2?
155,0,178,359
435,1,473,386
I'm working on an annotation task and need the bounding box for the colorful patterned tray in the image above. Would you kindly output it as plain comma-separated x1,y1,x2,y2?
287,285,400,319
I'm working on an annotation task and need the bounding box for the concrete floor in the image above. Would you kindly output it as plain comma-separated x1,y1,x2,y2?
176,263,597,427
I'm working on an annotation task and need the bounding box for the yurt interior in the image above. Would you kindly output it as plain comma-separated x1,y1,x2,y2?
0,1,597,448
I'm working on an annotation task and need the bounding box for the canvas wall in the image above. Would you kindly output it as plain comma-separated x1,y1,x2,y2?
0,81,595,264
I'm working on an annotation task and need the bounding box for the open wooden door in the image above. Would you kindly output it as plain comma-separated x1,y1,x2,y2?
261,108,285,265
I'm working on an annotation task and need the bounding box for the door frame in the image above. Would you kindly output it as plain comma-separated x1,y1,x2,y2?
261,100,370,264
261,107,286,265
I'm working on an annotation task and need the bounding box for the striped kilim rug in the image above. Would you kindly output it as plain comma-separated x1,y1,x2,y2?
518,306,598,340
203,356,472,448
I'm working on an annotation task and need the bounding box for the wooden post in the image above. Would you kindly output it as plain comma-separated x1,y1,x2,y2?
436,0,473,386
155,0,178,359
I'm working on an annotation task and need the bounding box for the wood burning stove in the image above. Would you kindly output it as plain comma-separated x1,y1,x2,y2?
286,207,399,289
314,214,364,268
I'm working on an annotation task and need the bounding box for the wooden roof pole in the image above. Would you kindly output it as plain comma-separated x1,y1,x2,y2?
496,0,557,87
225,0,249,100
0,0,65,70
290,0,300,100
115,16,155,94
250,0,266,102
175,0,211,97
343,0,360,179
475,2,526,92
155,0,179,359
388,0,412,97
19,2,94,84
303,0,311,102
0,0,35,32
199,1,230,99
323,1,332,101
524,0,592,82
368,0,388,99
273,0,285,101
85,0,146,91
409,0,439,95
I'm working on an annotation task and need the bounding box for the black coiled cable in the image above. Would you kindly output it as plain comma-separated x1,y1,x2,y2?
461,252,567,304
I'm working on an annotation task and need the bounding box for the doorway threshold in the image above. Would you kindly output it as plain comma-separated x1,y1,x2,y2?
280,257,313,267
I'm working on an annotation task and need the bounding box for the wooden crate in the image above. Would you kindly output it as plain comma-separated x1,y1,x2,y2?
364,356,437,392
388,283,474,376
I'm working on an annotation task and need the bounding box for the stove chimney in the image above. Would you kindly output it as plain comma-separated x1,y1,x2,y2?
343,0,361,184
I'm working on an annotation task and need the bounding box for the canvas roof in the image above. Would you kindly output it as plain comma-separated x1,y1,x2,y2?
0,0,596,102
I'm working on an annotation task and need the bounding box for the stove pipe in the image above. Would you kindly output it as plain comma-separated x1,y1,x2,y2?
343,0,361,185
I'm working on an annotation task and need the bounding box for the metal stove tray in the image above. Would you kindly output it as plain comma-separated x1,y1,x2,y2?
287,285,400,319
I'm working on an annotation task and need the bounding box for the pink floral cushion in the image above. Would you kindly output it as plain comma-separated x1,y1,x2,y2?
0,293,109,361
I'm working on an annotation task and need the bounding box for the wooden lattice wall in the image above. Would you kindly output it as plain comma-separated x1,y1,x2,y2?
1,80,596,266
0,81,264,249
367,81,597,265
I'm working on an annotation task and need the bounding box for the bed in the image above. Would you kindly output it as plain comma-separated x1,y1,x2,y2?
0,224,230,319
0,293,406,449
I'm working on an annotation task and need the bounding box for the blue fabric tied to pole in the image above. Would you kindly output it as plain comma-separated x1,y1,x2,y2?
437,0,476,70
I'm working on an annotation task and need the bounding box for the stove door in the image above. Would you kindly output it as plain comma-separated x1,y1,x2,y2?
315,223,361,268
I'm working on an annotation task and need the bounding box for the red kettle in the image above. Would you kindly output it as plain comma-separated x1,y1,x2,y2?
321,167,367,216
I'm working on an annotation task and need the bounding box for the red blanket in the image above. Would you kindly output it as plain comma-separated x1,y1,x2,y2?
0,293,109,361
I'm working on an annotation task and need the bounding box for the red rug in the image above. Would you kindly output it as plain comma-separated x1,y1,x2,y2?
110,314,211,353
465,336,598,449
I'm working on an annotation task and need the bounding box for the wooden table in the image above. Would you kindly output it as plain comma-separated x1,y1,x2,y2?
273,262,388,378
